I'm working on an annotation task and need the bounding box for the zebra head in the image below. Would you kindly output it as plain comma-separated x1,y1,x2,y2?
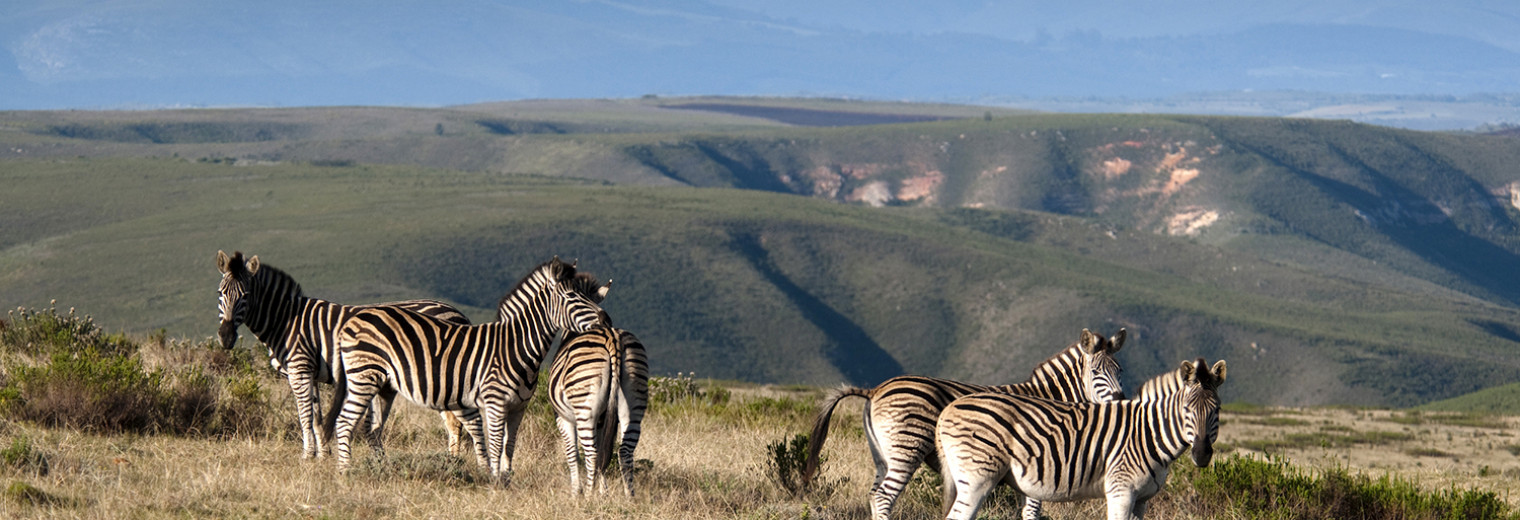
214,250,261,349
523,257,608,334
1078,328,1127,402
1178,357,1227,468
570,272,611,304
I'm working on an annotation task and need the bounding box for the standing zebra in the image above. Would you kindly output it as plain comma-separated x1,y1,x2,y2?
804,328,1127,520
215,250,470,459
548,320,649,496
332,257,607,485
936,358,1227,520
440,271,614,459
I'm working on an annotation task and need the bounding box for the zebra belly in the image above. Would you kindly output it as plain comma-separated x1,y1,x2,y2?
1009,463,1107,503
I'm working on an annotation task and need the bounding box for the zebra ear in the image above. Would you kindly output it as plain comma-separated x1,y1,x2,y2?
1179,359,1198,382
1080,328,1099,354
597,279,611,300
1210,360,1227,385
246,255,261,275
1108,328,1127,353
216,250,231,273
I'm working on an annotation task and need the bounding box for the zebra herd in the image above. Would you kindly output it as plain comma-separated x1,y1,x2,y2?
806,329,1226,520
215,251,646,495
216,250,1225,518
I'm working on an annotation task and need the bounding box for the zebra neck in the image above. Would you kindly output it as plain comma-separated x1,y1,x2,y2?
1137,392,1193,463
244,269,307,350
1004,351,1082,401
498,316,562,373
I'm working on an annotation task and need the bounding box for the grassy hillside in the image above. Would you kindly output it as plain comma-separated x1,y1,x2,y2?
1,157,1518,407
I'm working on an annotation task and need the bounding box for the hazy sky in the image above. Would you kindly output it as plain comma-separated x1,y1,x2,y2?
4,1,1518,109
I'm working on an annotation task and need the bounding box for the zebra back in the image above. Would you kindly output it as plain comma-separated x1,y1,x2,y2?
936,358,1226,520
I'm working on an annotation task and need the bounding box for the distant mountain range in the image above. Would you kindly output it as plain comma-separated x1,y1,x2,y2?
4,1,1520,130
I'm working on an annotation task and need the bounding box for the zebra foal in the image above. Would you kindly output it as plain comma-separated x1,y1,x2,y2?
547,320,649,496
215,250,469,459
936,358,1227,520
333,257,606,485
804,328,1127,520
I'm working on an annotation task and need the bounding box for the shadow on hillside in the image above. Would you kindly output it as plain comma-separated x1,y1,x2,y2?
1294,167,1520,307
729,232,902,386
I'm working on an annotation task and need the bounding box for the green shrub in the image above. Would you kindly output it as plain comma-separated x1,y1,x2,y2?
765,433,811,497
0,304,281,437
2,303,134,357
0,436,48,476
1181,454,1518,520
4,479,68,507
648,373,729,407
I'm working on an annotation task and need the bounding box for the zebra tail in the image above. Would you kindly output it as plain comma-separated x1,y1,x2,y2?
801,385,872,487
321,358,348,443
595,347,622,474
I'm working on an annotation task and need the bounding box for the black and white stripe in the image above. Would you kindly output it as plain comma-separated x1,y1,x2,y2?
547,321,649,496
214,250,469,459
804,328,1126,520
935,358,1226,520
332,257,606,484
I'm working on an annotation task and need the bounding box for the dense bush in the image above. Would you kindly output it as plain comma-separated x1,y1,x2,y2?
0,304,275,437
1181,454,1518,520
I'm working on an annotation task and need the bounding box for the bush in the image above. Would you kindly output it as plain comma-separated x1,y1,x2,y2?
765,433,811,497
0,304,281,437
648,372,730,407
1181,454,1518,520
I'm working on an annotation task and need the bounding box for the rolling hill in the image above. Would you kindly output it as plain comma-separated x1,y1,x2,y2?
1,98,1518,408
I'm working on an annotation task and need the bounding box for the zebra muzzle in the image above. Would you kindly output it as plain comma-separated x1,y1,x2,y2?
219,322,239,349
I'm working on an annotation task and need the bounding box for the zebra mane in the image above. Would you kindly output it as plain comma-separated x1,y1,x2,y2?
495,258,578,313
1133,362,1198,402
570,272,606,303
249,262,303,297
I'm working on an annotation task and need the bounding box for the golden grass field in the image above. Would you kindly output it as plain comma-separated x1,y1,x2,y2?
1,379,1516,520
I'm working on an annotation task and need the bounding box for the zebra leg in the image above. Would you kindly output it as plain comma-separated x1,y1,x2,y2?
365,385,398,456
1021,497,1044,520
942,470,996,520
577,413,600,496
498,409,527,487
616,392,638,497
1104,488,1138,520
869,450,924,520
1132,496,1152,520
287,368,321,460
457,408,489,470
482,402,507,483
441,411,465,457
333,371,382,473
555,415,582,495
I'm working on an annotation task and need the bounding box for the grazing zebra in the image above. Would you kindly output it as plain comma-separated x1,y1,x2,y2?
214,250,470,459
547,320,650,496
803,328,1126,520
936,358,1227,520
332,257,607,484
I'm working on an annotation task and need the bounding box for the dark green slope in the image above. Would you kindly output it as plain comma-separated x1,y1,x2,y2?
2,158,1518,407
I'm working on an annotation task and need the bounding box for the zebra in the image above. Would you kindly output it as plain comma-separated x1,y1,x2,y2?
332,257,607,485
935,358,1227,520
803,328,1126,520
215,250,470,459
547,319,649,496
439,271,614,459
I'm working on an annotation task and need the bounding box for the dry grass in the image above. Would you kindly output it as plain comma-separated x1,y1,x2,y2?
0,383,1515,519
